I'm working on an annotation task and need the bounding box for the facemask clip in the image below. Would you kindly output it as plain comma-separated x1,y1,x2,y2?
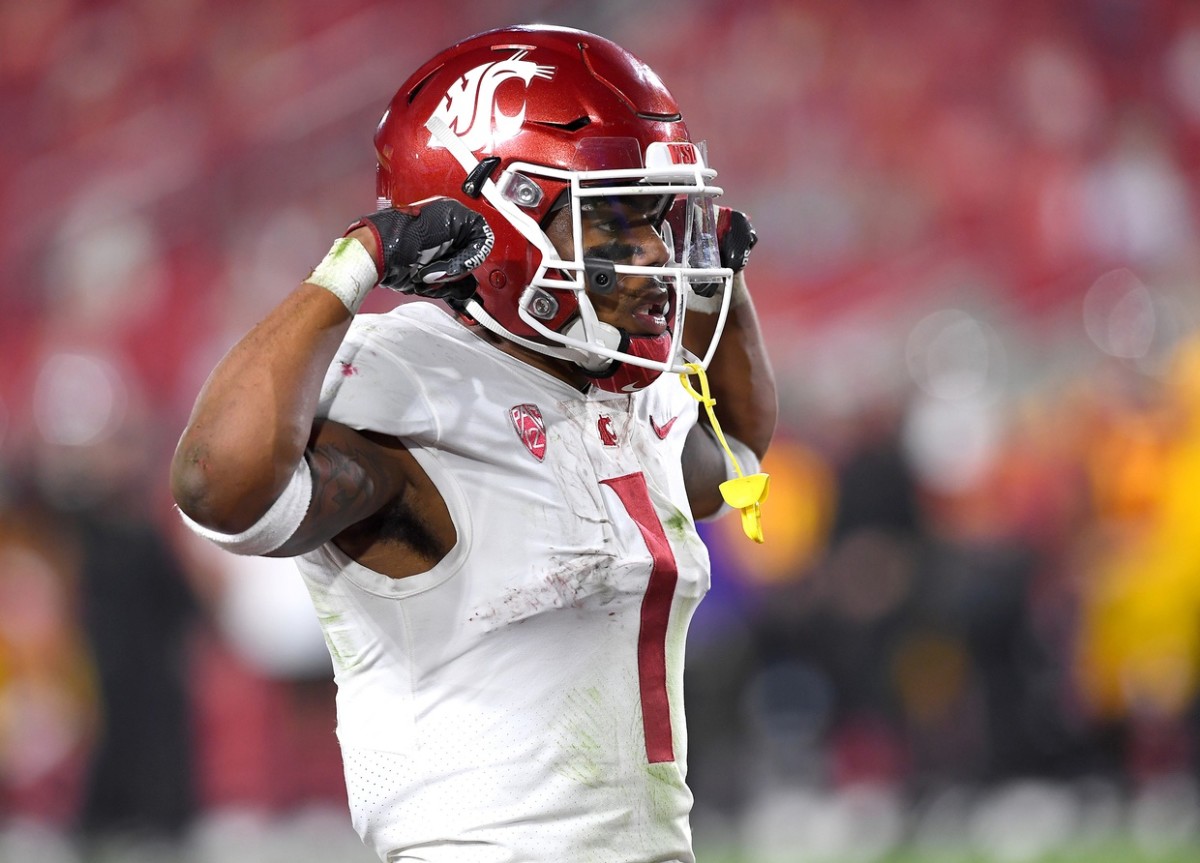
583,257,617,295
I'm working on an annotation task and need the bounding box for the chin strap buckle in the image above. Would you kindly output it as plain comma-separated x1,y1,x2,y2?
461,156,501,199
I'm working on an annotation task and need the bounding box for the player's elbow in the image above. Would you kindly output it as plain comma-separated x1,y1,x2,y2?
170,436,287,534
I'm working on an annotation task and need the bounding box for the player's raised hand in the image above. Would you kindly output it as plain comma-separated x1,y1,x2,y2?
716,207,757,274
348,198,494,301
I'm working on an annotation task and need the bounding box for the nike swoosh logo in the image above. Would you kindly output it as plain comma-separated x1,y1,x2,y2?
650,415,678,440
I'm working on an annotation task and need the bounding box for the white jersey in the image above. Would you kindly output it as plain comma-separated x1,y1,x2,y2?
297,302,710,863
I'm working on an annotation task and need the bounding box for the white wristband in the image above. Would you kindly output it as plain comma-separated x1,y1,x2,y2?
306,237,379,313
687,272,749,315
177,458,313,555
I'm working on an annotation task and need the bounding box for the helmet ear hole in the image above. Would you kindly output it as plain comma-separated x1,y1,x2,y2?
539,189,572,229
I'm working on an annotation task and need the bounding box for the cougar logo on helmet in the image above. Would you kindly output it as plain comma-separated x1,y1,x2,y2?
428,50,555,152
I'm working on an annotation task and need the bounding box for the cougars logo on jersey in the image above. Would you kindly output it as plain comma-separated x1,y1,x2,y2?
597,415,619,447
428,50,555,152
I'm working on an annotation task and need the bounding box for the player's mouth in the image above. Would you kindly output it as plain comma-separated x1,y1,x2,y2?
630,289,671,335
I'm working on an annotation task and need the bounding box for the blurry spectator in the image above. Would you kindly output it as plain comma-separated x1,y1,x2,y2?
28,348,199,857
0,492,96,830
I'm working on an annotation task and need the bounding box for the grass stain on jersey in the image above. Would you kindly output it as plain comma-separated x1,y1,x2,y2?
662,509,692,542
313,609,364,672
643,760,684,823
553,686,609,789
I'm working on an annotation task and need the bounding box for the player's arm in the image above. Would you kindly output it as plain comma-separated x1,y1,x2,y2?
681,209,778,519
170,274,369,539
170,199,492,555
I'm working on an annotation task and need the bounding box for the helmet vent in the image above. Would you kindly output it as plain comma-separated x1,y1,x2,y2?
530,116,592,132
405,67,441,104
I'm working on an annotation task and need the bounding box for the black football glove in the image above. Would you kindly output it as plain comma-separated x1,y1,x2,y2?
667,204,758,299
347,197,494,301
716,207,757,274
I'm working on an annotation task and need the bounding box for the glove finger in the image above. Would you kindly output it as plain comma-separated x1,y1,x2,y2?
418,274,479,302
379,272,418,294
416,237,491,285
717,208,757,273
413,208,493,286
443,207,494,275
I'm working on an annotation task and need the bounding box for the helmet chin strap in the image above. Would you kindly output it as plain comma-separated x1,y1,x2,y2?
467,297,670,392
467,297,623,366
464,298,585,365
560,317,623,373
587,330,673,393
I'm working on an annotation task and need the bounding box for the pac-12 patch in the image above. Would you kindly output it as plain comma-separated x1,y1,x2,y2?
509,403,547,461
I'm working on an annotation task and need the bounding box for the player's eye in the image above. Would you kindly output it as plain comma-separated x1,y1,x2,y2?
582,206,627,234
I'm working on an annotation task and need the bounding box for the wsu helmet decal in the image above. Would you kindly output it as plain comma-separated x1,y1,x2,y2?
428,50,555,153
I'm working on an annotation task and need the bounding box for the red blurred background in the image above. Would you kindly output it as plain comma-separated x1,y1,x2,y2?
4,1,1200,860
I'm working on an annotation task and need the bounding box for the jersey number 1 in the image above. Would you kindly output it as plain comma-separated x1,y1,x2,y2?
601,472,679,764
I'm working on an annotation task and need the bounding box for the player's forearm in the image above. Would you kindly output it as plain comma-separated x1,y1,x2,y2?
170,284,353,533
685,273,777,458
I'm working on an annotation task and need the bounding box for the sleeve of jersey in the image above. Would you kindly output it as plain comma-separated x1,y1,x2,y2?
664,373,701,445
644,372,701,465
315,315,442,442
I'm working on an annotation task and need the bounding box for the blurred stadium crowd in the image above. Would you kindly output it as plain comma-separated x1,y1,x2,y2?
4,0,1200,860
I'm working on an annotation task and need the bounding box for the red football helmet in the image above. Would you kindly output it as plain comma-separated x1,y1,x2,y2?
373,24,733,391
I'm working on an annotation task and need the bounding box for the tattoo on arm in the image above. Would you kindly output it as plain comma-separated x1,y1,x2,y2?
307,435,398,527
270,425,402,555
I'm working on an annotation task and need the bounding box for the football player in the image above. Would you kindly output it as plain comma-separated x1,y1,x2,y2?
171,23,776,862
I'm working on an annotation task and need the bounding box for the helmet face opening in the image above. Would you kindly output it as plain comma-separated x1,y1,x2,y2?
375,25,734,391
